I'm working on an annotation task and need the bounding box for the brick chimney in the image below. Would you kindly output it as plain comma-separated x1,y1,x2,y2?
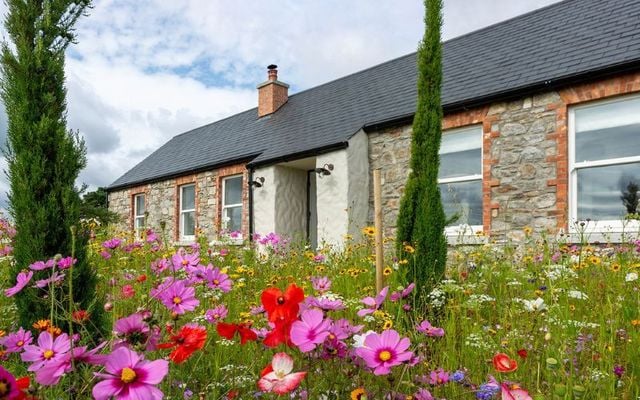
257,64,289,117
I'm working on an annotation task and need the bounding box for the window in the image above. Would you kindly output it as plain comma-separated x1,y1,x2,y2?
438,125,483,233
133,194,145,236
222,175,243,233
570,95,640,230
179,184,196,240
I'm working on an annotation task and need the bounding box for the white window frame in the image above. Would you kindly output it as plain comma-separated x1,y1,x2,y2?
221,175,243,236
568,94,640,237
179,184,196,241
133,193,145,237
438,125,483,238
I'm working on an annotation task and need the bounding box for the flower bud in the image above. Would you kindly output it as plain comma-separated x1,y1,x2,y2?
103,302,113,312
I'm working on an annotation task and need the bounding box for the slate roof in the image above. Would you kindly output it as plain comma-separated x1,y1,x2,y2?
109,0,640,190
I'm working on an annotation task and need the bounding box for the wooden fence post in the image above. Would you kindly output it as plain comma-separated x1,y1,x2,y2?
373,169,384,293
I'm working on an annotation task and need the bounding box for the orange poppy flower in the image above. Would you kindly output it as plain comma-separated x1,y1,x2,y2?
493,353,518,373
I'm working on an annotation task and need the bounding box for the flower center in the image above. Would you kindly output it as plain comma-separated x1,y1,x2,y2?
173,296,182,305
277,296,285,305
120,367,137,383
0,380,8,395
213,314,219,319
181,260,188,266
16,340,24,347
378,350,392,362
43,349,55,359
213,279,220,285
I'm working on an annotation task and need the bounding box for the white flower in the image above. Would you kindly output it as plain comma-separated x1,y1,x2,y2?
523,297,546,312
625,272,638,282
352,330,375,348
568,290,588,300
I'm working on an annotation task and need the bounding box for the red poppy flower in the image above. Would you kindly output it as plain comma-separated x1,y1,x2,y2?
158,324,207,364
517,349,528,359
263,319,293,348
216,322,258,345
261,284,304,323
493,353,518,373
16,376,34,400
72,310,90,323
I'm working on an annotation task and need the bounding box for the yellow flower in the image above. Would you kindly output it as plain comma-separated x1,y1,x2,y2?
399,259,408,265
0,330,5,337
523,256,533,263
383,267,392,276
631,319,640,326
588,256,601,266
315,265,325,273
523,226,533,236
610,263,621,272
535,289,544,297
403,244,415,254
382,320,393,330
362,226,375,236
569,304,576,311
239,312,251,319
351,388,367,400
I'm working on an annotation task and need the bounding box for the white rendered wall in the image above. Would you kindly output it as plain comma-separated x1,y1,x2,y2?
253,166,277,236
274,165,307,241
346,130,370,237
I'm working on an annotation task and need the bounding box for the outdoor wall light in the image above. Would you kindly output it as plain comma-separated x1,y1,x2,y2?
314,163,334,177
248,177,265,188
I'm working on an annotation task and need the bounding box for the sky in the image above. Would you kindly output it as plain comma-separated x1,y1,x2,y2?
0,0,562,212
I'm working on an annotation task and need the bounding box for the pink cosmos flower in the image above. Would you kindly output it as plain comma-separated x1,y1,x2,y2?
5,270,33,297
416,320,445,337
302,295,345,312
146,229,158,243
311,276,331,293
357,286,389,317
113,313,159,350
102,238,122,249
257,352,306,395
171,249,199,271
428,368,449,385
150,258,170,275
290,309,331,353
205,305,229,323
329,319,363,340
204,266,233,292
0,365,19,399
21,332,70,372
36,343,106,385
354,329,413,375
57,256,76,269
29,259,54,271
390,283,415,301
35,271,65,288
92,347,168,400
501,383,533,400
414,388,435,400
0,327,33,353
156,279,199,314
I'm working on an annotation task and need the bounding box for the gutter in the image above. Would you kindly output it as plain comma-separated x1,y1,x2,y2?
247,141,349,169
363,60,640,132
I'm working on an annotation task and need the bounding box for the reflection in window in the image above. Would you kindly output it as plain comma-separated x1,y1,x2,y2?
222,175,243,233
438,126,482,228
180,184,195,239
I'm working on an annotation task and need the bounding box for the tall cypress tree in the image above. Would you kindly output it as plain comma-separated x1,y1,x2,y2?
1,0,106,336
396,0,447,305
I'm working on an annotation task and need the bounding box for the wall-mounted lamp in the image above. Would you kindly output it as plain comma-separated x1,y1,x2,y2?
314,163,334,178
248,177,265,188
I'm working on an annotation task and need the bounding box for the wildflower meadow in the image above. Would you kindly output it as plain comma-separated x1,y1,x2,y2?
1,219,640,399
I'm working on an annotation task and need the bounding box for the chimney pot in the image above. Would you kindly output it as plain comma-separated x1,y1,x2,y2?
257,64,289,117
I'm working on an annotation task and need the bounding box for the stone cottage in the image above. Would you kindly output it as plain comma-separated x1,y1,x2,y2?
108,0,640,246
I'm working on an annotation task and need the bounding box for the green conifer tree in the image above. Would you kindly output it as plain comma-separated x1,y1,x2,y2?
0,0,106,336
396,0,447,306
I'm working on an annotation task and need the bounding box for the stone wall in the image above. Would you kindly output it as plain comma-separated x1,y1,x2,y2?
368,72,640,241
108,163,249,243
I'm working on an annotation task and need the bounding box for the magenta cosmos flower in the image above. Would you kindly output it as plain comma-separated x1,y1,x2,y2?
21,331,70,372
156,279,199,315
257,352,306,395
92,347,168,400
290,309,331,352
357,286,388,317
311,276,331,293
4,270,33,297
204,266,233,292
355,329,413,375
205,305,228,323
0,365,19,400
171,249,199,271
416,320,445,337
0,327,33,353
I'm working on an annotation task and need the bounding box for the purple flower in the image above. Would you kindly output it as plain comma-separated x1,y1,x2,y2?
320,338,348,359
92,347,168,400
114,313,154,349
290,309,331,352
329,319,363,340
451,370,466,382
100,250,112,260
614,364,625,378
102,238,122,250
357,286,388,317
57,256,76,270
0,365,19,399
355,329,413,375
35,271,66,288
476,376,500,400
35,343,106,386
0,327,33,353
156,279,199,315
204,266,233,292
171,249,199,271
21,331,71,372
416,320,445,337
146,229,158,243
29,259,54,271
414,388,435,400
205,305,229,323
311,276,331,293
5,270,33,297
390,283,415,302
150,258,170,275
303,295,344,312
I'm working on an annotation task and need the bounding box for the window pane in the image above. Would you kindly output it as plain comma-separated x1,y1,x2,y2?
439,180,482,226
182,211,195,237
577,162,640,220
181,185,195,211
224,206,242,232
224,176,243,205
135,195,145,216
135,216,144,230
575,97,640,162
439,127,481,179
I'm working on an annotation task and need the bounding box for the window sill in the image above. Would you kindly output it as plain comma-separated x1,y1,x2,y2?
445,225,487,246
209,238,244,247
564,220,640,243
